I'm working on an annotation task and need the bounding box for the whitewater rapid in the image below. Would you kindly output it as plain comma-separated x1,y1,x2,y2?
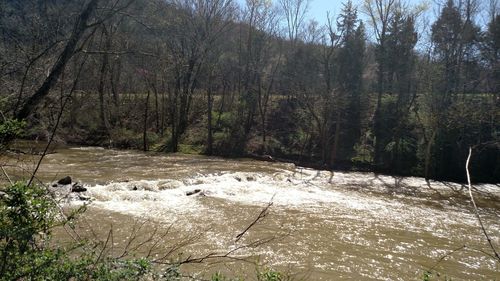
5,145,499,280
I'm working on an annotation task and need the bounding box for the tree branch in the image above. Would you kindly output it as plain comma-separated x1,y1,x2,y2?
235,195,275,242
466,147,500,262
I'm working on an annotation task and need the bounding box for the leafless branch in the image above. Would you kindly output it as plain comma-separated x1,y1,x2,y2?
96,228,113,263
176,235,279,265
81,50,158,57
465,147,500,262
235,195,275,242
26,46,89,187
426,244,467,273
0,166,13,185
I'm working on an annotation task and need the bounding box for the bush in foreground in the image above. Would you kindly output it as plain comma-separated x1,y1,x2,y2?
0,182,288,280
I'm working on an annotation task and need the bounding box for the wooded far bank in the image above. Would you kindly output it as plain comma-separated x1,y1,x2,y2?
1,0,499,183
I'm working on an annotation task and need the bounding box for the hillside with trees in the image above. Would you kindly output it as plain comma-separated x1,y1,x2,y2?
1,0,499,183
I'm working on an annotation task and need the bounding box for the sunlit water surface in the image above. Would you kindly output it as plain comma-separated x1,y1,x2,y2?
2,142,499,280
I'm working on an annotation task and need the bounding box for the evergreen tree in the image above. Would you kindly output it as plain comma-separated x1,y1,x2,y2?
334,1,365,163
431,0,463,101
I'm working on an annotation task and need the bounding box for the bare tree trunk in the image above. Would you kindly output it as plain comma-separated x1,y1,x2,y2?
143,90,151,151
98,27,111,134
160,79,167,137
154,79,160,134
424,130,437,181
110,58,122,127
207,84,214,155
257,78,267,152
215,81,227,127
16,0,100,120
373,62,384,167
331,111,341,166
170,74,181,153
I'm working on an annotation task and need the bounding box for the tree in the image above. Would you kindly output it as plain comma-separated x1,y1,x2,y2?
14,0,102,121
279,0,310,46
381,11,418,172
333,1,366,165
431,0,464,101
363,0,399,167
483,14,500,102
164,0,235,152
222,0,282,154
428,0,485,181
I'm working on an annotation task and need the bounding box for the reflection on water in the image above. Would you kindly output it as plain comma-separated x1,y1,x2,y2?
2,141,500,280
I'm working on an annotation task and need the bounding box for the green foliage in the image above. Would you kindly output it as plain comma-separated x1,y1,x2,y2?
209,268,287,281
212,111,236,129
0,119,26,149
178,144,204,154
422,270,453,281
0,182,175,280
0,182,288,280
423,270,432,281
257,268,286,281
211,272,230,281
0,182,65,280
1,182,55,242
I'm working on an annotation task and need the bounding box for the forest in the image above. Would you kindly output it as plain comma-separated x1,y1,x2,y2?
0,0,499,183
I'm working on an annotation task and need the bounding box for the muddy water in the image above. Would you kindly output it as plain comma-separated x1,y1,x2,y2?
2,143,500,280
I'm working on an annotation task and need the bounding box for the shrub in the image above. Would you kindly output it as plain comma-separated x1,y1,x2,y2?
0,182,288,280
0,182,173,280
0,119,26,150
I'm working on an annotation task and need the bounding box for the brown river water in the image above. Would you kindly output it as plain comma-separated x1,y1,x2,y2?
2,142,500,280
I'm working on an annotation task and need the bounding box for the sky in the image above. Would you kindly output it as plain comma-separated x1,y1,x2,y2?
235,0,495,35
235,0,431,26
307,0,344,24
306,0,437,26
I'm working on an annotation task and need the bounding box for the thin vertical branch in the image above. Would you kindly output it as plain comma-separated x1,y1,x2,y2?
465,147,500,262
27,53,89,187
1,166,13,185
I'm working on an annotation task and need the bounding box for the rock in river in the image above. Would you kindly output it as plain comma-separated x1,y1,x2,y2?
186,189,202,196
57,176,72,185
71,183,87,193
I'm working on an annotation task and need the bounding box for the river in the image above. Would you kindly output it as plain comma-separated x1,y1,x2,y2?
2,143,500,280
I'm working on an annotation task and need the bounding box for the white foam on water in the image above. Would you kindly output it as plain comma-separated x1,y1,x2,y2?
69,146,105,151
71,168,497,235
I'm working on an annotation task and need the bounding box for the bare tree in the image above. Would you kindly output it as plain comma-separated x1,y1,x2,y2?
13,0,136,123
165,0,235,152
279,0,310,46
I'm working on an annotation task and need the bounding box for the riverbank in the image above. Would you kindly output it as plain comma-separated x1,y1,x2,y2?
10,136,499,187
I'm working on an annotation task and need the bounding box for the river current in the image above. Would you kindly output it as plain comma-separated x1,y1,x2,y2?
2,143,499,280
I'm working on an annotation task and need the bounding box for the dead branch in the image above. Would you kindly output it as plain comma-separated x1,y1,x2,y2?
465,147,500,262
117,219,150,258
235,195,275,242
0,166,13,185
426,244,467,273
176,236,279,265
96,228,113,263
146,222,175,259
